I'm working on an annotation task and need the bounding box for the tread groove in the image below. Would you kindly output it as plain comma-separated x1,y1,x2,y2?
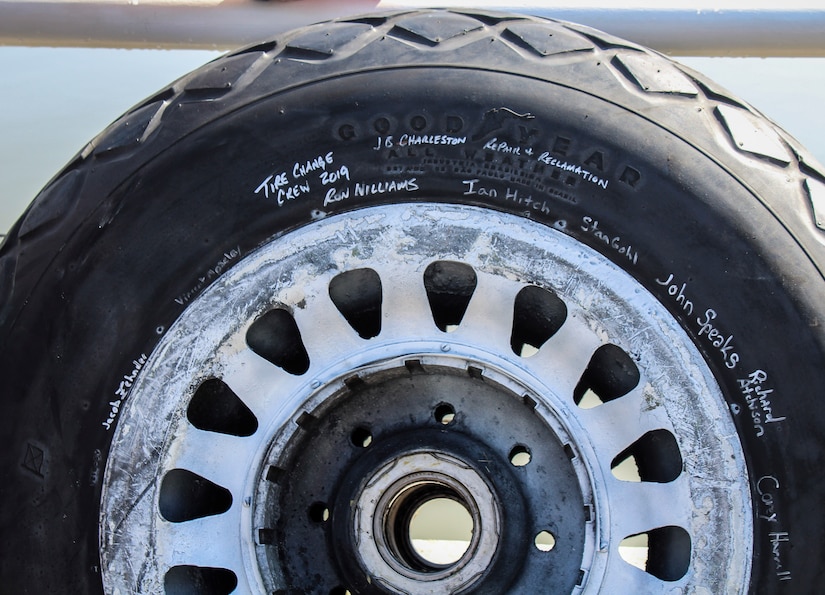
388,24,440,47
502,23,595,57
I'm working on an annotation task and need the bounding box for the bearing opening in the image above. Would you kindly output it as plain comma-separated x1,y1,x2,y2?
384,482,475,571
353,447,505,592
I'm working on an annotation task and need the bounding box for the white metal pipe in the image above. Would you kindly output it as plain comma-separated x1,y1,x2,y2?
0,0,823,56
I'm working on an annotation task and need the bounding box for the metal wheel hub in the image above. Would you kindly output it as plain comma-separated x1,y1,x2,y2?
100,204,752,594
264,358,587,593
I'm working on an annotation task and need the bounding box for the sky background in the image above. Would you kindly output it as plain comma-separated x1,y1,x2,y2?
1,47,823,234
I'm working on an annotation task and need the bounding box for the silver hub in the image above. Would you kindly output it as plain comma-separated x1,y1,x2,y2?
100,204,752,594
357,451,498,590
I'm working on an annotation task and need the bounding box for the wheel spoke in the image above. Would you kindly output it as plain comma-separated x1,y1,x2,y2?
164,429,254,492
607,479,692,538
369,261,438,340
600,553,679,594
158,509,245,571
449,271,519,351
289,275,375,365
575,385,664,460
220,348,306,421
523,315,604,398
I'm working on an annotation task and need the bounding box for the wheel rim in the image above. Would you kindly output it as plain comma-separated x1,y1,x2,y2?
100,204,752,594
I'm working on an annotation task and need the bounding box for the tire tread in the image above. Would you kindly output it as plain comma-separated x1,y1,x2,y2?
2,8,824,330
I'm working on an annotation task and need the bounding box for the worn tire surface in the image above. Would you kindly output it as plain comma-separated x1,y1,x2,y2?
1,9,824,593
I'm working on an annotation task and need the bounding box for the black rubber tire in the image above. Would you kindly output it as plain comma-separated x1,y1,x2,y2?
1,9,824,593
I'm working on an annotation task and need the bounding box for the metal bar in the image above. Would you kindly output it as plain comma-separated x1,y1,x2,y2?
0,0,823,56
